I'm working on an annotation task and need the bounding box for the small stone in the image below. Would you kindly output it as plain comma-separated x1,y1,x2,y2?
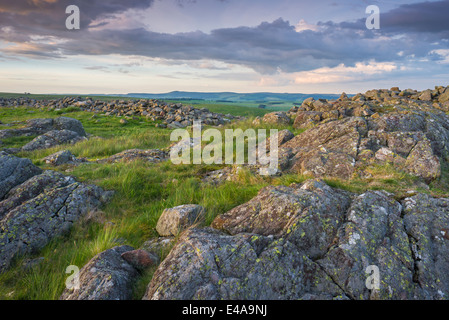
121,249,159,270
156,204,205,237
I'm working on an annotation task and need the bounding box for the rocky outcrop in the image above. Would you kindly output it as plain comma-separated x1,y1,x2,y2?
144,227,346,300
270,91,449,183
0,97,240,128
0,117,87,152
60,246,140,300
144,179,449,300
0,117,86,140
0,154,113,273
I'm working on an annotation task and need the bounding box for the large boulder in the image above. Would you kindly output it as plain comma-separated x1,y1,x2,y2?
144,228,346,300
279,117,365,179
0,151,42,200
22,130,86,152
212,180,352,259
145,180,449,300
0,155,113,273
0,117,86,140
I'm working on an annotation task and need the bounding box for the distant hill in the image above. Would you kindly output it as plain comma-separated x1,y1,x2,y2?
120,91,342,102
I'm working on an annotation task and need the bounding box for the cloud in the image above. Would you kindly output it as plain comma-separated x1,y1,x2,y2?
0,0,448,76
338,0,449,36
52,16,440,74
293,61,398,84
0,0,155,41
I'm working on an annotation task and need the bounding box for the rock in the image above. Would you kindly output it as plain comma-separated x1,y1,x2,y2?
317,190,415,300
97,149,168,164
293,111,322,129
280,117,365,179
156,205,205,237
22,130,86,152
120,119,128,124
213,179,352,259
0,117,86,140
141,237,176,261
402,194,449,299
262,112,291,125
339,92,349,101
438,89,449,103
60,246,139,300
43,150,80,166
147,180,449,300
52,117,86,137
405,138,441,183
21,257,45,271
0,151,42,200
167,121,184,129
0,156,112,273
263,129,294,151
121,249,159,271
374,147,405,165
419,90,432,101
252,117,262,126
144,228,346,300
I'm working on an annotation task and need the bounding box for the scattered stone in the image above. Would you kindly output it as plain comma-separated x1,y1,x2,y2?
121,249,159,271
97,149,168,164
262,112,291,125
156,205,205,237
21,257,45,271
43,150,85,166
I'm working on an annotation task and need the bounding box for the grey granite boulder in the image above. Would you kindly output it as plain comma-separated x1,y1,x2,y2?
156,204,205,237
22,130,86,152
145,180,449,300
0,155,113,273
0,151,42,200
60,246,139,300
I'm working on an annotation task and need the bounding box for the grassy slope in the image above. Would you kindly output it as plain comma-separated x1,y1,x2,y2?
0,102,448,299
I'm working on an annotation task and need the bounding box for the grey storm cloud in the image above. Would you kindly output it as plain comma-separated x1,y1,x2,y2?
0,0,155,41
56,18,445,74
1,0,448,74
338,0,449,36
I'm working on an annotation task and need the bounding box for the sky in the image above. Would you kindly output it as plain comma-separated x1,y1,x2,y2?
0,0,448,94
